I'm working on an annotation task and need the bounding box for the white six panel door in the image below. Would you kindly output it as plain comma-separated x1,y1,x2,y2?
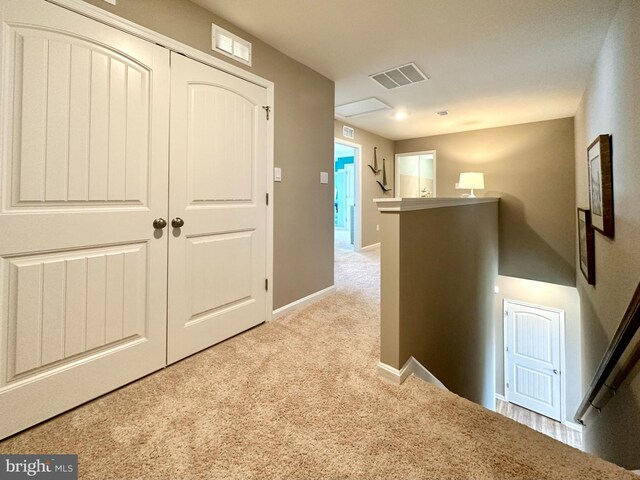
167,53,268,364
0,0,170,438
505,301,562,421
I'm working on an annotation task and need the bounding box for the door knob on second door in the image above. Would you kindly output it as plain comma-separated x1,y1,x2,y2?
153,218,168,229
171,217,185,228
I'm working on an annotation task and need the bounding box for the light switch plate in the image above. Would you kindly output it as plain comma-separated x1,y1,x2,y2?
103,0,117,4
274,167,282,182
320,172,329,184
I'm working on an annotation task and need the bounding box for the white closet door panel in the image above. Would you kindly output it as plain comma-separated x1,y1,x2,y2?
6,28,152,209
17,35,48,202
168,52,267,363
68,45,92,201
188,85,254,202
41,261,66,365
64,257,88,358
125,67,148,202
0,0,170,439
86,255,108,351
45,40,72,201
188,231,254,316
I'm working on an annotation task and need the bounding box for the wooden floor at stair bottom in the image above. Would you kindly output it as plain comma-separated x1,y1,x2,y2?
496,399,582,450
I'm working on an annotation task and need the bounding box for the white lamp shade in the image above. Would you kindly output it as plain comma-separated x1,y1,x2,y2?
458,172,485,190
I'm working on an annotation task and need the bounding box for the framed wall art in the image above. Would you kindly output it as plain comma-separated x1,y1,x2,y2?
578,208,595,285
587,134,614,237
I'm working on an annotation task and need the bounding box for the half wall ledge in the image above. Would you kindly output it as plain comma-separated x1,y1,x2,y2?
375,197,500,410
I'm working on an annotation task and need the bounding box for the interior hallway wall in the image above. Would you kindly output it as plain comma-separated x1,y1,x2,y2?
396,118,580,426
80,0,335,310
334,121,395,248
574,0,640,468
395,118,576,287
379,202,499,410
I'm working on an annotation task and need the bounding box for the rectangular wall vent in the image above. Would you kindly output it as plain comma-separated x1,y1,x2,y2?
212,24,252,66
342,125,354,139
335,97,391,119
369,63,428,90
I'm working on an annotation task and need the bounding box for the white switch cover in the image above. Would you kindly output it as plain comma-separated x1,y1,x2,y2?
320,172,329,184
274,167,282,182
103,0,117,4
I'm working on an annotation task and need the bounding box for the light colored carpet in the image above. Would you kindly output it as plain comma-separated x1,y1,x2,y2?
0,246,634,479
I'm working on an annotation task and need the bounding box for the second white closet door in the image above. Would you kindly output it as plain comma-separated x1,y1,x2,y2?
167,53,268,364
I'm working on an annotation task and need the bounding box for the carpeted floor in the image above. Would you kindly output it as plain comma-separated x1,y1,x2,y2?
0,245,634,479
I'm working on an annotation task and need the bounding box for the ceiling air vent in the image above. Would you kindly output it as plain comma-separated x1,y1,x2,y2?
342,125,355,139
335,97,391,119
370,63,429,90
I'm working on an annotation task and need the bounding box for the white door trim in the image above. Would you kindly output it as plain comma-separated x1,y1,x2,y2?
334,138,362,251
46,0,275,321
503,299,567,425
394,150,437,198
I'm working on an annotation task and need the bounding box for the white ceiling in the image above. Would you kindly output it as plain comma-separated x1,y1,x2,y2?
192,0,621,141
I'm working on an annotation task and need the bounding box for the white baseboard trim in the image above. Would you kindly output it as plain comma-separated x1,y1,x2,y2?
495,393,506,403
360,242,380,252
564,420,583,433
271,285,336,320
377,360,413,384
377,357,448,391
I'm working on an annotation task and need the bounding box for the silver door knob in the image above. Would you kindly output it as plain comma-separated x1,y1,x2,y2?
171,217,185,228
153,218,167,229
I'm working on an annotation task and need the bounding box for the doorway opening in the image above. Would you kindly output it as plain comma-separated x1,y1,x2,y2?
334,140,361,255
395,151,436,198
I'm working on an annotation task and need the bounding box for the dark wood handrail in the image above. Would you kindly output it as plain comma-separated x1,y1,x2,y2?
575,280,640,425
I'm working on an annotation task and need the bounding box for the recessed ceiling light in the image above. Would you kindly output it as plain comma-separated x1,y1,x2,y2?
394,111,408,120
437,110,449,116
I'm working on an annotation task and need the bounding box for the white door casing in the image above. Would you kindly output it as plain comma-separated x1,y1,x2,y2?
167,52,268,364
0,0,170,438
505,300,563,421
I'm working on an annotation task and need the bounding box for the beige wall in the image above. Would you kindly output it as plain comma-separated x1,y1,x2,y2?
574,0,640,468
80,0,335,309
334,121,395,248
380,202,499,409
495,276,581,423
396,118,576,287
379,213,401,368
